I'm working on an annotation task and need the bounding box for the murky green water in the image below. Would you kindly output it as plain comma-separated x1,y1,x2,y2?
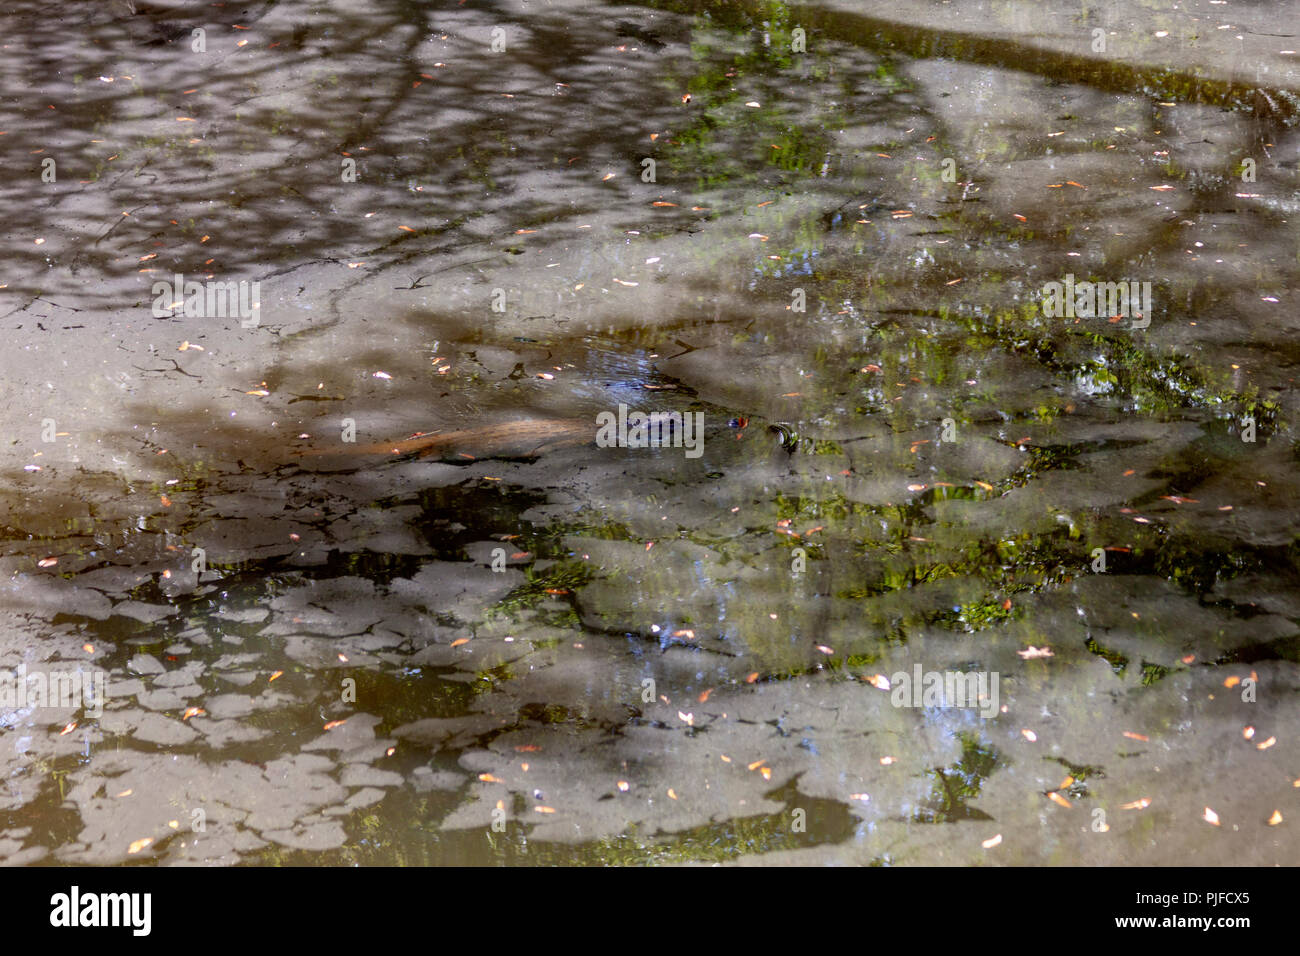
0,0,1296,865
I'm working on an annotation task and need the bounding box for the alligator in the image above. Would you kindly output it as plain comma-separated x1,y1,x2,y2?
292,415,797,464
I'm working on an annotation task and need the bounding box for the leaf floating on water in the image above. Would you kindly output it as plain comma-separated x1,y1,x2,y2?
667,788,678,800
1223,676,1241,688
534,806,556,813
982,833,1002,849
1047,791,1072,809
697,688,713,703
678,711,694,726
815,645,834,655
1257,736,1276,750
1268,810,1283,826
269,670,283,682
479,773,502,783
514,744,541,752
747,759,765,771
59,721,77,735
617,780,630,792
745,672,759,684
38,557,58,568
880,756,895,765
127,838,153,855
1243,726,1255,740
760,767,772,780
323,719,347,731
864,673,891,690
1203,806,1221,826
849,793,870,802
1018,645,1053,659
1121,798,1152,810
181,707,205,721
1021,729,1038,742
1122,731,1149,742
450,637,470,648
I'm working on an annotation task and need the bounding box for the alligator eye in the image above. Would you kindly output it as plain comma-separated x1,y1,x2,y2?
769,423,797,452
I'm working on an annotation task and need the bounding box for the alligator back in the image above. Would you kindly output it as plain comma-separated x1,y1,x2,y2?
294,417,594,463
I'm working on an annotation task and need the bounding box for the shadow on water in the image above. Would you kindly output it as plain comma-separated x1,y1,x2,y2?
0,0,1297,864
